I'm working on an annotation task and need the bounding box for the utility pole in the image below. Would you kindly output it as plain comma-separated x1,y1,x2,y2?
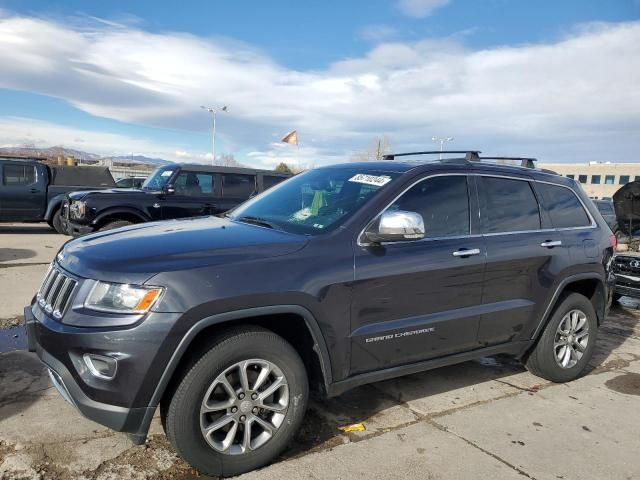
431,136,454,159
200,105,228,165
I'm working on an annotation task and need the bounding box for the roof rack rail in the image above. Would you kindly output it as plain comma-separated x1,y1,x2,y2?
382,150,538,169
477,156,537,169
382,151,481,161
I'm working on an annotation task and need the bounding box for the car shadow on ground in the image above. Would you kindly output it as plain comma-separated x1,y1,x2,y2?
282,303,640,461
0,248,37,263
0,224,55,235
0,351,50,424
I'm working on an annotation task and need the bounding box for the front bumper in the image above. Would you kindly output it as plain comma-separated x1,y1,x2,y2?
24,303,181,439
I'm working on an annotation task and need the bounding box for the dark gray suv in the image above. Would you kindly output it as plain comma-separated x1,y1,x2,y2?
25,151,615,477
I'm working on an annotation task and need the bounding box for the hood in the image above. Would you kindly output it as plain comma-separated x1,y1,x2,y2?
613,182,640,235
68,188,146,200
57,216,308,283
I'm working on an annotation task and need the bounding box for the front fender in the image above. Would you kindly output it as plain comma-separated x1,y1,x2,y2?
44,194,67,221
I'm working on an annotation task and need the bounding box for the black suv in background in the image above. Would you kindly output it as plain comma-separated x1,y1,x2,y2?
25,151,614,477
62,164,290,235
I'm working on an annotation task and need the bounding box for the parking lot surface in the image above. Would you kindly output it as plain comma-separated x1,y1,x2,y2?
1,223,639,479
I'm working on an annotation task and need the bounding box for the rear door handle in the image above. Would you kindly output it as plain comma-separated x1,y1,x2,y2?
540,240,562,248
452,248,481,257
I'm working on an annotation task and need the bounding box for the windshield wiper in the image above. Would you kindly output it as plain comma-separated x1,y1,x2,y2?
235,215,278,229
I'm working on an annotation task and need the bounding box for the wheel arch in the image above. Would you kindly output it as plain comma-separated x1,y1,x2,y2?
93,208,149,228
44,194,66,222
150,304,332,410
532,273,607,343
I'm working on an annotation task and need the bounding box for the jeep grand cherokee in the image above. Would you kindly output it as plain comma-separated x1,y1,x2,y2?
25,151,615,477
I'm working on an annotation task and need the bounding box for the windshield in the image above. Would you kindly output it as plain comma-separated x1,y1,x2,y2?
141,167,176,190
229,167,400,235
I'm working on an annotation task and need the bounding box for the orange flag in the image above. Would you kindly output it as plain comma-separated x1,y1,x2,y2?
281,130,298,145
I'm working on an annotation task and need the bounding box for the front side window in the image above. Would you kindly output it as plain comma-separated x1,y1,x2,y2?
578,175,588,184
619,175,630,185
605,175,615,185
3,164,36,186
479,177,540,233
388,176,469,238
142,167,175,190
591,175,601,184
536,183,591,228
222,174,256,199
174,171,215,196
230,168,400,235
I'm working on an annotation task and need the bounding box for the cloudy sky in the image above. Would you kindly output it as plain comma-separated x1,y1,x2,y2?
0,0,639,167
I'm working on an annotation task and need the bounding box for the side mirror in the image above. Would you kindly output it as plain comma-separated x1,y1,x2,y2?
162,184,175,195
365,210,425,243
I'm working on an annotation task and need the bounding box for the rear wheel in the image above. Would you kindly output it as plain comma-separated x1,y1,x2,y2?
525,293,597,382
163,327,308,477
99,219,132,231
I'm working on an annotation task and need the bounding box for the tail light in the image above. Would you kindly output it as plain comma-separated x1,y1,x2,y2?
610,234,617,250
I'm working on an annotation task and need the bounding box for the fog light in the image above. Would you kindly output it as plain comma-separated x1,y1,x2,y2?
83,353,118,380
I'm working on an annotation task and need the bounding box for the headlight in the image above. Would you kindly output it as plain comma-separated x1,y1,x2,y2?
85,281,163,314
70,200,86,219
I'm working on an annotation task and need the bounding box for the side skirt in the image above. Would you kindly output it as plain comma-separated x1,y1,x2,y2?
327,341,532,397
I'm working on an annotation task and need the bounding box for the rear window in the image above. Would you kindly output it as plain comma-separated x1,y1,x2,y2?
3,164,36,186
479,177,541,233
596,202,614,215
536,183,591,228
222,174,256,199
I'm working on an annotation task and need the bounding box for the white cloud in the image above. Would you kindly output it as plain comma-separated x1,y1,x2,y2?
0,116,209,162
358,25,397,42
0,14,639,164
396,0,451,18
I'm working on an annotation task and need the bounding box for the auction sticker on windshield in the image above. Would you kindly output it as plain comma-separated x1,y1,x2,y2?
348,174,392,187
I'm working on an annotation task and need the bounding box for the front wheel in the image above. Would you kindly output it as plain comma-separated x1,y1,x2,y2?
525,293,597,383
51,209,67,234
163,327,308,477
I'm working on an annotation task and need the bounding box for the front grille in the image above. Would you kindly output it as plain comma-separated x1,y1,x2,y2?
613,256,640,276
36,264,77,319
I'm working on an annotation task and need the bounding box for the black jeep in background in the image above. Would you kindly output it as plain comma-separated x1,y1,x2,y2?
0,157,115,232
26,151,615,477
62,164,290,235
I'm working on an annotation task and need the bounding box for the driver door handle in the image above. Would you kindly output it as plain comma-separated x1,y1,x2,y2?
452,248,481,257
540,240,562,248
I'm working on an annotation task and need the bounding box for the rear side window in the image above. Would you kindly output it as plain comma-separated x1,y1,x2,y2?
536,183,591,228
479,177,540,233
263,175,287,190
222,174,256,199
3,164,36,186
389,175,470,238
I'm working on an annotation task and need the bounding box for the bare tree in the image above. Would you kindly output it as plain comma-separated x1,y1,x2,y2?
215,153,242,167
351,136,392,161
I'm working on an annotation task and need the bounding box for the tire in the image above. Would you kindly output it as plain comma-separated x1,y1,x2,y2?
99,220,132,231
51,210,67,235
163,326,308,477
525,292,597,383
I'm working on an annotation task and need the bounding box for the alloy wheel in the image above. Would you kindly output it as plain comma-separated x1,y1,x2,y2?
554,309,590,369
199,359,289,455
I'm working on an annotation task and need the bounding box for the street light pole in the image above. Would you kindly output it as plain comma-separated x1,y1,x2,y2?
431,136,454,159
201,105,228,165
